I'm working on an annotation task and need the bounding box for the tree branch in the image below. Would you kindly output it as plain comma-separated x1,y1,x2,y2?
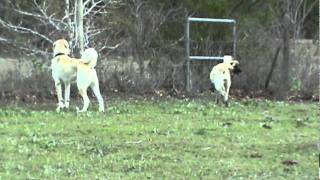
0,18,53,43
13,9,67,30
84,0,104,16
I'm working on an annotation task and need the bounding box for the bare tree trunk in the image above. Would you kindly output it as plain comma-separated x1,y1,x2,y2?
265,45,281,89
65,0,73,36
278,13,291,99
64,0,74,50
76,0,84,53
280,27,290,97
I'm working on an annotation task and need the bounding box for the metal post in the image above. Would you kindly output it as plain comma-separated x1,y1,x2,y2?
232,21,237,58
186,18,191,92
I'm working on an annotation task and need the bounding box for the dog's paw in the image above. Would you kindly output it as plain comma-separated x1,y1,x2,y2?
224,101,229,107
56,106,63,112
76,107,87,113
56,103,65,112
99,107,105,113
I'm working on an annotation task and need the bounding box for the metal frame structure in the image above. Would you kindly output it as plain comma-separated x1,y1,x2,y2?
186,17,237,92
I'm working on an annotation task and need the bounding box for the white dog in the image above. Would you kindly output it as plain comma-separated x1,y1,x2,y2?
51,39,104,112
209,55,239,105
76,48,104,113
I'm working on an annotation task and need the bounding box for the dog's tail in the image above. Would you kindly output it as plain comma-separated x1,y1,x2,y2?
81,48,98,68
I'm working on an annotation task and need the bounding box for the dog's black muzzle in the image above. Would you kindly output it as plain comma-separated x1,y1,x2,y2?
233,64,242,74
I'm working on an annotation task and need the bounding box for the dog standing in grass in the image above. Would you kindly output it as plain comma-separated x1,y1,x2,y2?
76,48,104,113
209,55,240,106
51,39,104,112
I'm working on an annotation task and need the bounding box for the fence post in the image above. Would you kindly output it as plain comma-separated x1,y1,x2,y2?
186,18,191,92
233,22,237,58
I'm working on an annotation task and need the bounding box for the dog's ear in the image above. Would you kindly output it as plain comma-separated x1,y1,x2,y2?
233,60,239,64
61,39,69,49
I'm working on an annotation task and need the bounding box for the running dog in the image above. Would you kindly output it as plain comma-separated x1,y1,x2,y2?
51,39,104,112
209,55,240,106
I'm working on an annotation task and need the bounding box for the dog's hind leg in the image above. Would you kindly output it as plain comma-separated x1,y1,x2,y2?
215,83,226,105
214,91,219,104
90,83,104,112
54,80,64,112
64,82,71,109
211,83,219,104
77,88,90,113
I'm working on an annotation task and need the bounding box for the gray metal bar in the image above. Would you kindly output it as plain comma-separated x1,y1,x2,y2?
233,23,237,58
188,17,235,24
190,56,224,60
186,19,191,92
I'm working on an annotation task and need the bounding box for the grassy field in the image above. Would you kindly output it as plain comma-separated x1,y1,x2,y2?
0,97,317,179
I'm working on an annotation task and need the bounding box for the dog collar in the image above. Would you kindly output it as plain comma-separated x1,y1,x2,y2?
54,53,65,57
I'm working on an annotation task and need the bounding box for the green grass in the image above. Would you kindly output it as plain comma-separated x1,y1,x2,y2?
0,97,317,179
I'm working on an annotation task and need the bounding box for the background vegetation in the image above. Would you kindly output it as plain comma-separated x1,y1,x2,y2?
0,0,318,100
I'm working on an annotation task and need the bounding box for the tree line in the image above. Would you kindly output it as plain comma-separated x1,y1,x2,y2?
0,0,318,99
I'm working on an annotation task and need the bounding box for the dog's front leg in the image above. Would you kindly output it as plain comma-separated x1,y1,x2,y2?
224,78,231,107
55,80,64,112
222,91,229,107
64,82,71,109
